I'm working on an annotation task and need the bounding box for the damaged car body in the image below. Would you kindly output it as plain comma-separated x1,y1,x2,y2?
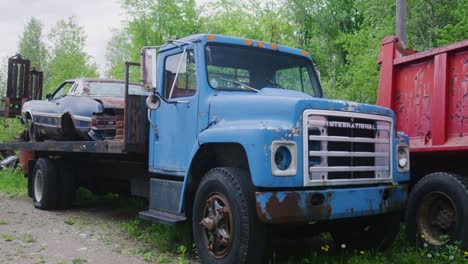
21,78,147,141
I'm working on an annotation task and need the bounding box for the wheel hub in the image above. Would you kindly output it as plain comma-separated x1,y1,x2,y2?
417,191,457,245
200,193,232,258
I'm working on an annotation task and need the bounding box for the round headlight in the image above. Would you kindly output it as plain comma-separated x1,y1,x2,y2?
398,148,408,168
274,146,292,171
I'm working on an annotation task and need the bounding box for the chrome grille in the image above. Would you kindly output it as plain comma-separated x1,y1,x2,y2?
303,110,393,186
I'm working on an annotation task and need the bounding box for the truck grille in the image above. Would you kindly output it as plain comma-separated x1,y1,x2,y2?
303,110,393,186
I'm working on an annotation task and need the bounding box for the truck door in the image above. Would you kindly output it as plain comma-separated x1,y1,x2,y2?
149,48,199,177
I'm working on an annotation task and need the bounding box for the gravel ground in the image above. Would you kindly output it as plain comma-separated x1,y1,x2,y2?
0,195,171,264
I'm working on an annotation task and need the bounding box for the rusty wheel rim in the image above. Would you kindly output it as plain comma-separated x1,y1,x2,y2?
199,193,233,258
417,191,457,246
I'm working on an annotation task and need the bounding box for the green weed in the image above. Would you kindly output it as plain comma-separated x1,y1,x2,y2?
2,234,13,241
120,218,191,253
0,168,27,197
0,220,9,225
0,118,24,143
64,217,75,225
71,258,87,264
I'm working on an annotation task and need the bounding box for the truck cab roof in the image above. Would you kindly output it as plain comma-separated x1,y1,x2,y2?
159,34,313,61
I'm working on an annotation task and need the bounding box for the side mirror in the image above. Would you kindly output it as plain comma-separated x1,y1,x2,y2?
45,94,52,100
146,92,161,110
141,48,157,91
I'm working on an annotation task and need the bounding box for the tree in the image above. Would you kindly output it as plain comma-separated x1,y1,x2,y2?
46,17,98,94
18,17,47,71
106,0,201,79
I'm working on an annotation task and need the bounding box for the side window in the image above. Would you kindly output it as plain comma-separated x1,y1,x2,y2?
164,50,196,99
53,82,74,99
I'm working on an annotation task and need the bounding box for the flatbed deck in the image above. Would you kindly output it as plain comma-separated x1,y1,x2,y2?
0,140,128,154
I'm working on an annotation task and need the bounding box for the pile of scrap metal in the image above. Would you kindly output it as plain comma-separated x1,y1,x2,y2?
0,151,18,170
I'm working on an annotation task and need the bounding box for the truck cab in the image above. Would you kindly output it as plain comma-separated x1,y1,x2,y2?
139,34,411,262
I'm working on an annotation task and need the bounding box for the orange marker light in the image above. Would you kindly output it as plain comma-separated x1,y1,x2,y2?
301,50,309,56
270,43,278,50
257,41,265,48
244,39,253,46
207,35,216,41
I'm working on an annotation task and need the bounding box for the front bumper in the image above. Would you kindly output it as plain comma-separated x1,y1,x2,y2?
255,184,408,224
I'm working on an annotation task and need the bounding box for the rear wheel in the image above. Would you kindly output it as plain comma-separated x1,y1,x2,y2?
57,161,76,209
32,158,58,210
192,167,267,264
406,172,468,248
331,212,401,251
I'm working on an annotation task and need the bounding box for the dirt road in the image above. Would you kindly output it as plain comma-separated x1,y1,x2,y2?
0,195,166,264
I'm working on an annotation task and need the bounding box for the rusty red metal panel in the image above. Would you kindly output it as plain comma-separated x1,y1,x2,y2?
448,50,468,140
431,53,449,145
394,58,434,142
378,36,468,152
377,36,398,109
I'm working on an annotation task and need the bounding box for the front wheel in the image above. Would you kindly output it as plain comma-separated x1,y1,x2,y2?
331,212,401,251
192,167,267,264
406,172,468,248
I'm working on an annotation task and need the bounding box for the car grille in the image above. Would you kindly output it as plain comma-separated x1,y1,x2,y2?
303,110,393,186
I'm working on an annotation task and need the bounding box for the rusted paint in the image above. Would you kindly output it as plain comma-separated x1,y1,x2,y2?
255,184,408,224
378,35,468,152
94,97,125,109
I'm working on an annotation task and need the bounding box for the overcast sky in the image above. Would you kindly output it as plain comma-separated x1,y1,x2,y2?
0,0,125,74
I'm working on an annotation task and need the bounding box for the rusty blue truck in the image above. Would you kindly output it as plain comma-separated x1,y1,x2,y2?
2,34,410,264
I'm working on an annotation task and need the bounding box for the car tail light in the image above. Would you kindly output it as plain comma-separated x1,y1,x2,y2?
91,115,116,130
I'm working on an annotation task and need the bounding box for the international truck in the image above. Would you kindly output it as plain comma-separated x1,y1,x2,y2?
377,36,468,248
2,34,410,263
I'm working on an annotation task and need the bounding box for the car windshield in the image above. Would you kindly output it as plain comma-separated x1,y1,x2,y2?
205,44,322,97
88,82,148,97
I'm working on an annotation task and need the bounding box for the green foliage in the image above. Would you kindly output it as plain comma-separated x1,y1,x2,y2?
0,168,27,197
18,17,47,71
120,218,191,252
45,17,99,94
0,118,24,143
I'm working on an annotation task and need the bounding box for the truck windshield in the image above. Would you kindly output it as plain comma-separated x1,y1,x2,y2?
205,43,322,97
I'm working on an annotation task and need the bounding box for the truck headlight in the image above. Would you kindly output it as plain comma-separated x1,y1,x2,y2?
397,145,410,172
271,141,297,176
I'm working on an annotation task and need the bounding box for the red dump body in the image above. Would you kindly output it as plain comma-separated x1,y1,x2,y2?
377,36,468,153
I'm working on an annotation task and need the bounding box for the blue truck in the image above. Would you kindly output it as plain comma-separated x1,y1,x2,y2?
3,34,410,263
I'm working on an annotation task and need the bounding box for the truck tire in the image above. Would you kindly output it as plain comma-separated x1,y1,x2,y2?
192,167,267,264
331,212,400,251
406,172,468,248
32,158,58,210
57,161,76,209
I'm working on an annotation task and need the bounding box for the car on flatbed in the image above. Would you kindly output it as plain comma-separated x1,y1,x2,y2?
21,78,146,141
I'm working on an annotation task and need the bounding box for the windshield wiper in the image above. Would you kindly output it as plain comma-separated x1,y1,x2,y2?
266,79,285,89
220,78,259,93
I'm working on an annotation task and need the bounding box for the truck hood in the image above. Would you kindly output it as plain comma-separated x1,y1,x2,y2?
209,88,394,123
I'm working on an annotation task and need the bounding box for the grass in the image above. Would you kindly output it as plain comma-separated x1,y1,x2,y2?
71,258,87,264
0,168,28,197
0,117,24,143
2,234,14,242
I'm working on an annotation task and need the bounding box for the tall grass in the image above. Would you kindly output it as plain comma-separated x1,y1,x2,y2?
0,117,24,143
0,168,28,197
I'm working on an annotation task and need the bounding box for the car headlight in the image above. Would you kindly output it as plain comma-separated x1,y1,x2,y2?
271,141,297,176
397,145,409,172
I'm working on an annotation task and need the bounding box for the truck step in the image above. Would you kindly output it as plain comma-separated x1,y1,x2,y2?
138,209,187,225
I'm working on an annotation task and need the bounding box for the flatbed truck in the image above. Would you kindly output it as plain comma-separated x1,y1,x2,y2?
2,34,411,263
